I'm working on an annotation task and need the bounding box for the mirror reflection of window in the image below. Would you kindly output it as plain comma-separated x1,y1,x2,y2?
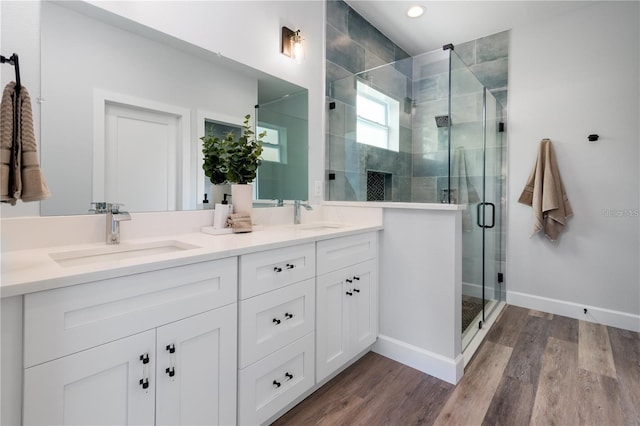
205,120,241,139
356,81,400,152
257,124,287,164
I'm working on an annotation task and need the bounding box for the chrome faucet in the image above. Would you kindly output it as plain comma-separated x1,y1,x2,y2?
106,203,131,244
293,200,313,225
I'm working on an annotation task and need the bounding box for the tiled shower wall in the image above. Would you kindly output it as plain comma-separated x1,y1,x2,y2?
325,0,412,201
325,0,509,208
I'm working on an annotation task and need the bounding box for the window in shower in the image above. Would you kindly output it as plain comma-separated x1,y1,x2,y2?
257,123,286,163
356,81,399,152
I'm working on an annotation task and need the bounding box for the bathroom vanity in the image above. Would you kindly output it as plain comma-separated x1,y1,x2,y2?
0,209,382,426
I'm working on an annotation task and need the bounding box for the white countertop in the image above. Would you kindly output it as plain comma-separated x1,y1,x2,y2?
0,223,382,298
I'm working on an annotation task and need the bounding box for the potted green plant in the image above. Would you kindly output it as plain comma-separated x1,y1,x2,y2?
201,114,265,215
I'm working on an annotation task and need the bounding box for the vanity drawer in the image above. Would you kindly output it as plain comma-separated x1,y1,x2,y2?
239,243,315,300
239,279,315,369
24,257,237,368
317,232,377,276
238,333,314,426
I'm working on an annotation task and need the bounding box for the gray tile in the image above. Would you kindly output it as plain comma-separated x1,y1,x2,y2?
455,40,476,66
414,53,449,79
469,57,509,91
347,8,396,64
491,88,508,109
394,56,413,79
413,151,448,177
344,137,362,173
399,125,412,153
326,0,349,34
393,176,412,202
326,61,353,96
416,77,439,102
364,64,410,100
476,30,509,64
411,177,438,202
344,171,366,200
331,73,357,106
328,135,346,171
326,24,365,74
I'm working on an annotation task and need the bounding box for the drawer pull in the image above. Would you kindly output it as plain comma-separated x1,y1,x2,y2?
353,276,360,280
139,378,149,389
273,318,281,325
166,344,176,354
346,278,353,283
139,353,150,364
273,380,281,388
286,263,295,269
353,288,360,293
285,372,294,381
165,367,176,377
284,312,294,320
273,266,283,273
346,291,353,296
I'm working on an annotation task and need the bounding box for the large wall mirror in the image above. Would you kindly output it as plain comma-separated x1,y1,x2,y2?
40,1,308,216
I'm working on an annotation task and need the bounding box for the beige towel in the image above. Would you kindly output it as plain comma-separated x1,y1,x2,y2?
1,81,50,205
518,139,573,240
451,146,480,231
227,213,252,233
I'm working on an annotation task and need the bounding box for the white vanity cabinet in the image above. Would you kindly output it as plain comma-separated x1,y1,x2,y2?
316,232,378,382
238,243,316,425
22,257,238,426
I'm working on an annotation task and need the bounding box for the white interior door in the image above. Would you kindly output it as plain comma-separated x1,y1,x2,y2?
105,103,179,212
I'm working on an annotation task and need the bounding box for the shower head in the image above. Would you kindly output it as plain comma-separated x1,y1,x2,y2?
435,115,450,128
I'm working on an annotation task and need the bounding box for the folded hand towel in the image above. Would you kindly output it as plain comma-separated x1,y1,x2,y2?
1,81,50,205
518,139,572,240
227,213,252,233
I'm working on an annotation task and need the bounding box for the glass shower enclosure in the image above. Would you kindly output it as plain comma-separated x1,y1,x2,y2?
326,47,506,349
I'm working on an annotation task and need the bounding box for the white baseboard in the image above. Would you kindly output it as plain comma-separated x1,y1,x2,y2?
372,335,464,385
507,291,640,332
462,282,483,298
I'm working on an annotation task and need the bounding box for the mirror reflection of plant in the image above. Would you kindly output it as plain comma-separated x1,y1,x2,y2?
201,133,228,185
201,114,266,185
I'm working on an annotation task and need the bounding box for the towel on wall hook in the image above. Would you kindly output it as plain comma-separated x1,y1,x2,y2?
1,81,50,204
518,139,572,241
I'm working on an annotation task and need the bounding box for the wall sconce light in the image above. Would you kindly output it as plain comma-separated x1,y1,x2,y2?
281,26,303,63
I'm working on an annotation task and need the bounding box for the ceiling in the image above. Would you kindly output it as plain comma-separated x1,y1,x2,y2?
343,1,593,56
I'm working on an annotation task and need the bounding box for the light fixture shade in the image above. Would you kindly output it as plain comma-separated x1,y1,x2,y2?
281,26,303,63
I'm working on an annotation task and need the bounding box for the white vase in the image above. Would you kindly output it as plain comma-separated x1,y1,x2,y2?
231,183,253,216
211,183,231,205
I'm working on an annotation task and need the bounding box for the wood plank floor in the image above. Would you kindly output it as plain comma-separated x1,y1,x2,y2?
272,305,640,425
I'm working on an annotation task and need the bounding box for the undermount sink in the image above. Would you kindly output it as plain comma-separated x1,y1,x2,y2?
291,222,345,231
49,240,200,267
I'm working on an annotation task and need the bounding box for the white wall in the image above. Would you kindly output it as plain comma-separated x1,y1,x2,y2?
507,2,640,329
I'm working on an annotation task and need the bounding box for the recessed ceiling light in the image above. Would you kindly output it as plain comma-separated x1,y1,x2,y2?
407,5,424,18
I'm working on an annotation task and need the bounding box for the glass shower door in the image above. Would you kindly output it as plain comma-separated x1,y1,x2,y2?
449,51,503,349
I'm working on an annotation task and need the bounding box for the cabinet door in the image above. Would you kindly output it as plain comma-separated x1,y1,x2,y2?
348,259,378,355
315,269,349,382
155,304,237,426
23,330,155,426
